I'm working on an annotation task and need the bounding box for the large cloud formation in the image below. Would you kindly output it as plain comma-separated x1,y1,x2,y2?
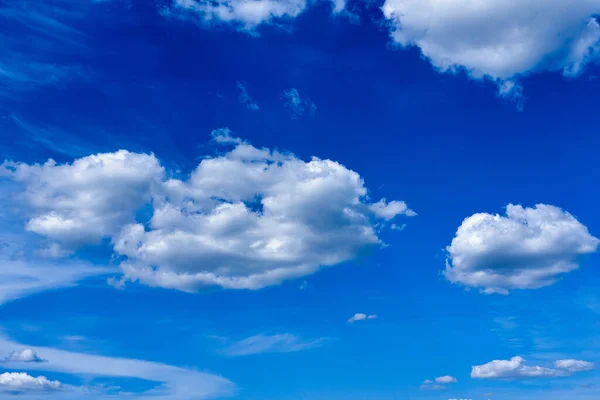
472,356,594,379
444,204,599,294
4,131,414,292
2,151,164,249
382,0,600,103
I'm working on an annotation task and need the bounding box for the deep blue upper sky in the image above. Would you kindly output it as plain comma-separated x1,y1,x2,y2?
1,0,600,399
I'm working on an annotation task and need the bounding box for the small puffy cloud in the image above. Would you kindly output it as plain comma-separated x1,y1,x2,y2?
436,376,457,384
0,372,64,394
211,128,243,145
115,136,414,291
236,81,259,110
2,150,164,248
223,334,324,356
472,356,594,380
161,0,308,32
282,88,316,119
2,348,46,363
382,0,600,105
554,359,595,373
348,313,377,323
444,204,599,294
369,199,416,220
421,375,456,390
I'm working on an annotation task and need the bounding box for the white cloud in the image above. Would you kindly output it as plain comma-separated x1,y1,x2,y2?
0,333,235,399
0,257,113,306
36,243,71,259
159,0,352,32
382,0,600,103
114,136,413,291
282,88,316,119
2,150,164,248
444,204,599,294
421,375,456,390
348,313,377,323
4,135,414,293
2,348,45,363
0,372,65,394
555,359,595,373
223,334,324,356
369,199,416,220
236,81,259,110
436,375,457,384
472,356,594,380
211,128,243,144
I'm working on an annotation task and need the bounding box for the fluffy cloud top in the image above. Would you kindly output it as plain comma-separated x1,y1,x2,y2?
115,136,413,291
2,150,164,248
472,356,594,379
4,134,413,292
0,372,64,393
223,334,324,356
445,204,599,294
3,348,45,363
348,313,378,323
382,0,600,101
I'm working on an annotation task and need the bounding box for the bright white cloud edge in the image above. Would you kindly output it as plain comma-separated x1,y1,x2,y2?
472,356,595,379
445,204,599,294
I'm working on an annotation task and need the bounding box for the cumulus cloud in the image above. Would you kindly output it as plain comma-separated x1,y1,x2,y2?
0,372,65,394
348,313,378,323
2,348,46,363
2,150,164,248
4,134,414,293
113,135,414,291
382,0,600,104
282,88,316,119
223,334,324,356
444,204,599,294
472,356,594,380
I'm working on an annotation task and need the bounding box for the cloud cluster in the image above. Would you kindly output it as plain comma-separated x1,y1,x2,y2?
0,372,64,394
472,356,594,379
162,0,309,32
445,204,599,294
382,0,600,104
4,133,414,293
420,375,457,390
223,333,325,356
347,313,377,323
0,334,235,399
1,150,164,249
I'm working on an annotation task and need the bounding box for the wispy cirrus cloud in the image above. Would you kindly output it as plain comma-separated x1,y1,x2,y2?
223,334,325,357
0,333,235,399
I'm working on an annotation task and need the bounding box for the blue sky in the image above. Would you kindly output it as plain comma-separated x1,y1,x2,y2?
1,0,600,398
